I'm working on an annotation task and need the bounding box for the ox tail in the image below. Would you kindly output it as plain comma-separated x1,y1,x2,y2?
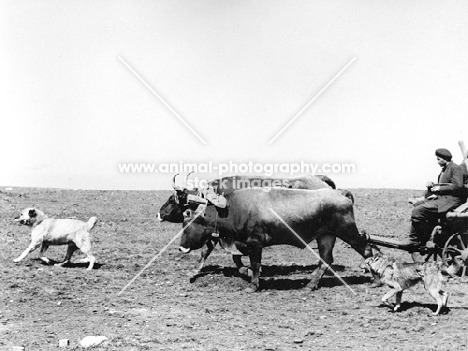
316,175,336,189
336,221,372,259
87,217,98,230
339,189,355,204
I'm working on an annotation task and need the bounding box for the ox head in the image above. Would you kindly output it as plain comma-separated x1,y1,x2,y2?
178,205,212,253
157,193,184,223
157,173,201,223
178,192,228,253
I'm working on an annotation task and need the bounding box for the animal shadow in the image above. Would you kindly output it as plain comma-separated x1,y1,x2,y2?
318,275,372,288
194,263,368,291
189,266,225,282
378,301,451,315
260,264,346,277
34,258,103,270
261,274,372,291
219,263,327,279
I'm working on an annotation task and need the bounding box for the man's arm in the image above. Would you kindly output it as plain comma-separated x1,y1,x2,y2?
437,164,463,195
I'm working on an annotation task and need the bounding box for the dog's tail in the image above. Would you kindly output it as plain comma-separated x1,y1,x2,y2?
87,217,98,230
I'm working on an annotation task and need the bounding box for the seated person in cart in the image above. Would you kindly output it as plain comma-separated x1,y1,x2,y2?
461,151,468,191
406,148,465,248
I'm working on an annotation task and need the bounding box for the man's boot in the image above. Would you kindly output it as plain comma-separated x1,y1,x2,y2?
402,221,422,251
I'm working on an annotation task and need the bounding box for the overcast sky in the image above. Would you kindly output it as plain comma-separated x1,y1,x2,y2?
1,1,467,190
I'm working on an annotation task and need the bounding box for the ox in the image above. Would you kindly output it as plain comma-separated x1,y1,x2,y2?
179,188,372,292
158,174,341,278
157,174,336,223
157,173,203,223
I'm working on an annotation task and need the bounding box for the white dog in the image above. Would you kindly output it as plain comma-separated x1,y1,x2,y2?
14,208,97,270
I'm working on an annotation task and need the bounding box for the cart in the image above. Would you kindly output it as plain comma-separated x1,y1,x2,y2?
368,203,468,276
368,140,468,275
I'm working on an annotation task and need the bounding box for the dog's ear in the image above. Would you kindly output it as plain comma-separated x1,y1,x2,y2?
28,209,37,217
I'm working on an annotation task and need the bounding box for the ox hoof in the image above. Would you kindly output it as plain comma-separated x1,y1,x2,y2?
188,271,200,283
243,287,257,293
306,282,319,291
40,257,51,265
187,270,200,277
381,302,394,309
238,267,253,278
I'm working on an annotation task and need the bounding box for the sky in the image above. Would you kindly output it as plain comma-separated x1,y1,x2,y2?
1,0,467,191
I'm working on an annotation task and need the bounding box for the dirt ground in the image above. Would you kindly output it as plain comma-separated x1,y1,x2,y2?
0,187,467,351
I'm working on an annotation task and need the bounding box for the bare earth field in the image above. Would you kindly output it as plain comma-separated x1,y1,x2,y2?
0,187,467,351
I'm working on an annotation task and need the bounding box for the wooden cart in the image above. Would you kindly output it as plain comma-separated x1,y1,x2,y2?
368,203,468,276
369,140,468,275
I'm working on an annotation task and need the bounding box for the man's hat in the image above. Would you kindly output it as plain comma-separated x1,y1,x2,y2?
435,148,452,161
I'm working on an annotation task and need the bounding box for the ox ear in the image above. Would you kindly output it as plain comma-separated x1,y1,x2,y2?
183,209,192,219
206,193,227,209
187,194,208,206
28,209,37,217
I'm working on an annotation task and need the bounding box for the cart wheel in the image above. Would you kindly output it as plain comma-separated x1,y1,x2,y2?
442,233,468,276
411,225,444,263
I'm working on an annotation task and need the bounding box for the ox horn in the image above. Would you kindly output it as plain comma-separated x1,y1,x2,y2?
185,171,194,188
172,173,181,190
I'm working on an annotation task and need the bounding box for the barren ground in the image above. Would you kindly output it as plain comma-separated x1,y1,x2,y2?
0,187,467,351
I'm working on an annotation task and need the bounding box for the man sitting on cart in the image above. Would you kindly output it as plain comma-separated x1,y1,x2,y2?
406,148,465,249
461,151,468,193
